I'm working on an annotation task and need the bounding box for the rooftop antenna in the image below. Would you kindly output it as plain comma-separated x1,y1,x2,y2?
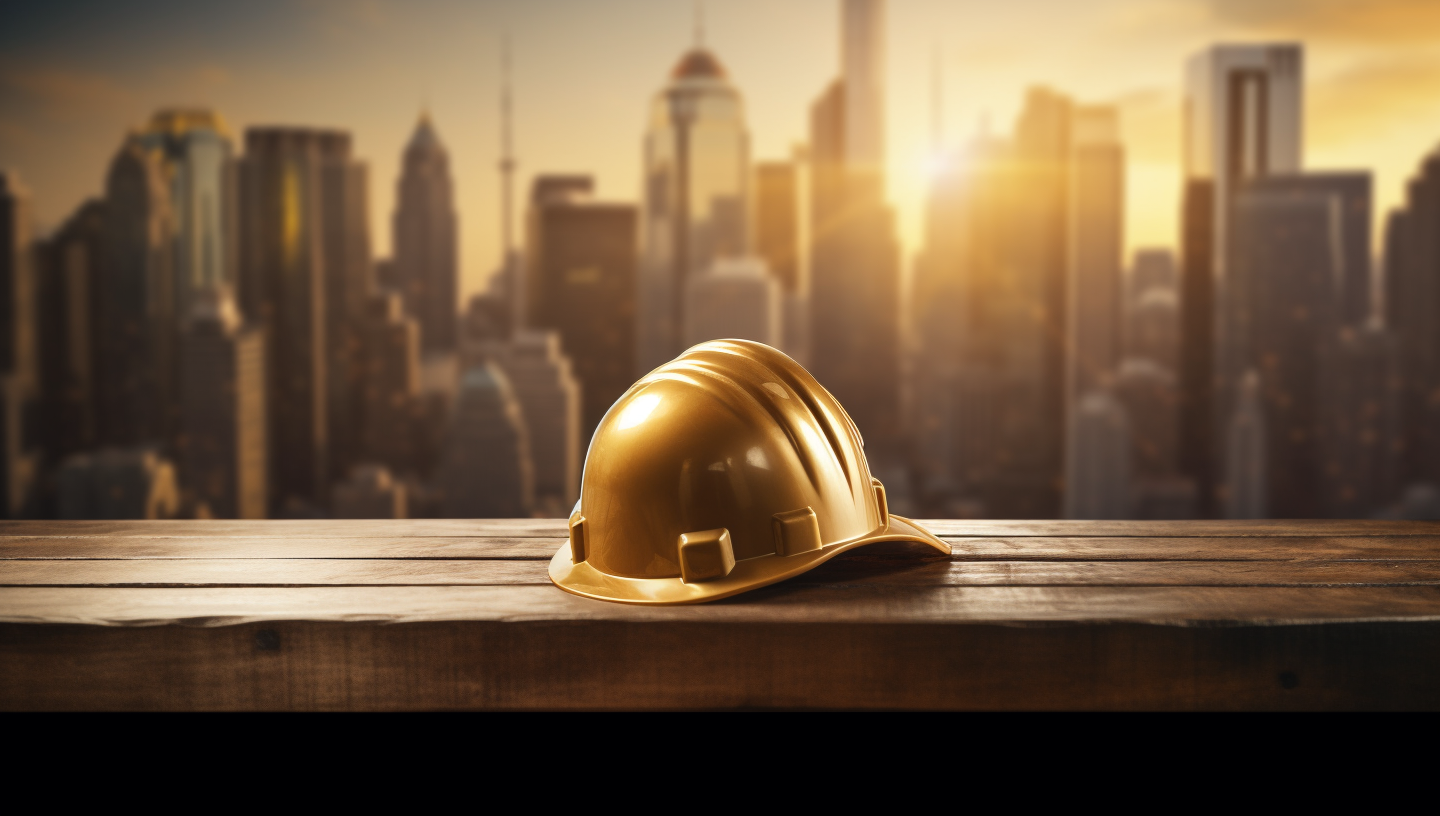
499,35,517,265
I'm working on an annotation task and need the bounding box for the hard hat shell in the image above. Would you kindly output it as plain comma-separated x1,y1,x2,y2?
550,339,948,604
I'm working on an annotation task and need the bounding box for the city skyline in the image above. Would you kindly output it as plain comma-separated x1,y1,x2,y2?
5,0,1440,301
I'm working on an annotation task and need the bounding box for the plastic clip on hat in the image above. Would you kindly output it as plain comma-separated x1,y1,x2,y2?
550,340,949,605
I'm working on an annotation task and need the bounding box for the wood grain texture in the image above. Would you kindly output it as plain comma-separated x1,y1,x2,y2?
5,518,1440,710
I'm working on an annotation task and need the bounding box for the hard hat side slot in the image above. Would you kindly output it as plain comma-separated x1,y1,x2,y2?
569,515,589,564
772,506,823,556
871,479,889,528
678,528,736,583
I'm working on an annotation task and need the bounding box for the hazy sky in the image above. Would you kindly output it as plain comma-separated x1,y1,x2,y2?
4,0,1440,300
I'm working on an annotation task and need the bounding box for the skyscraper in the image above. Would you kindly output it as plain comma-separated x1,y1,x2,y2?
1225,172,1370,517
1321,322,1399,519
135,108,235,324
1065,390,1131,519
639,42,751,372
358,292,420,475
333,465,407,519
37,199,104,463
0,170,39,518
57,448,179,520
1226,369,1267,519
178,286,266,519
1178,43,1303,516
684,257,782,349
321,136,373,483
487,330,581,514
808,0,903,468
753,155,811,363
393,113,458,355
1066,106,1124,399
437,363,533,518
525,176,638,442
100,136,176,448
1384,149,1440,490
237,128,345,511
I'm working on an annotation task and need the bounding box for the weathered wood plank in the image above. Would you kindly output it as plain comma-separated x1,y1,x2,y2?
12,556,1440,589
5,518,1438,542
6,619,1439,710
8,534,1440,562
5,584,1440,627
0,536,563,561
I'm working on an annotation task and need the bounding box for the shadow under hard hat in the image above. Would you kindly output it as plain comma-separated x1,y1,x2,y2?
550,339,949,605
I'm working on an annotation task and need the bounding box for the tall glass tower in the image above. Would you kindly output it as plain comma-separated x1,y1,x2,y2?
137,109,234,326
639,44,751,373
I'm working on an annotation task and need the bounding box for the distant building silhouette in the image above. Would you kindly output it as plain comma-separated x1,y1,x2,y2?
57,448,179,520
135,108,235,323
100,136,176,449
1114,357,1180,480
639,44,751,372
1126,287,1180,374
1225,172,1371,518
179,286,266,519
487,330,581,515
333,464,407,519
0,170,39,518
393,113,458,355
1226,370,1267,519
753,156,810,364
36,199,104,465
238,128,363,512
525,176,637,442
1179,43,1303,517
1066,106,1124,399
1127,248,1176,311
684,257,782,349
358,292,420,475
1065,390,1131,519
1321,322,1399,518
1384,148,1440,491
437,363,533,518
808,2,903,471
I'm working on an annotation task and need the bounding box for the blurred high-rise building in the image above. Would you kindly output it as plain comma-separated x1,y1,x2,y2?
57,448,179,520
0,170,39,518
36,200,104,464
135,109,235,324
1384,149,1440,491
1127,249,1177,311
332,465,407,519
358,292,420,475
809,0,903,470
1066,106,1124,399
753,156,811,363
1321,322,1400,519
1064,390,1131,519
1114,357,1180,480
1225,369,1267,519
100,136,176,449
1225,172,1371,517
1179,43,1303,517
393,113,458,355
684,257,782,349
437,363,533,518
321,133,374,487
238,128,365,512
178,286,266,519
525,176,638,442
487,331,581,515
639,42,751,372
1126,287,1180,374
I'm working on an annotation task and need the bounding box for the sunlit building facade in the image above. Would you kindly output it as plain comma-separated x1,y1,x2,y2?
136,109,235,325
639,45,751,372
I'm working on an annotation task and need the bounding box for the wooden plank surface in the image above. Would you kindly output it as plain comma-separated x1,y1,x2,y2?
5,519,1440,710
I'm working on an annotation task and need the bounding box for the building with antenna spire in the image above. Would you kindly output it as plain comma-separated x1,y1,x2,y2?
638,21,751,373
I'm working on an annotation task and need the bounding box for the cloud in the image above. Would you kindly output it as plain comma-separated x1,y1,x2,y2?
0,64,135,120
1309,51,1440,147
1202,0,1440,44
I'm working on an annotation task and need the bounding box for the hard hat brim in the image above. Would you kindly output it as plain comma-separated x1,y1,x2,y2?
549,515,950,605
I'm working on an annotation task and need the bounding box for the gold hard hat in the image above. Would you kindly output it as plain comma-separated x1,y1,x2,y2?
550,340,948,605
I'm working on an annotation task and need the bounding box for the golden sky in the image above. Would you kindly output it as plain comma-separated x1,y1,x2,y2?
3,0,1440,301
